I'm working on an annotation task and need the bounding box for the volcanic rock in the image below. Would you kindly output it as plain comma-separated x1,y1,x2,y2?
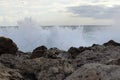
0,36,18,55
103,40,120,46
74,44,120,68
0,54,74,80
68,46,91,59
30,45,47,59
0,62,23,80
68,47,80,58
46,48,61,59
65,63,120,80
106,58,120,65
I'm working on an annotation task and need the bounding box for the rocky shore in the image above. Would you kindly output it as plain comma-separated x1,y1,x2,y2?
0,36,120,80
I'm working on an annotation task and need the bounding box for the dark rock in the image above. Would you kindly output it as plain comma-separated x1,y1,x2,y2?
47,48,63,59
30,45,47,59
0,36,18,55
49,47,60,55
0,38,120,80
103,40,120,46
22,73,37,80
92,44,100,47
68,46,91,59
31,47,68,59
68,47,80,58
78,46,91,53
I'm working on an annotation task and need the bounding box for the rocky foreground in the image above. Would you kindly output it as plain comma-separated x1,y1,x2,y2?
0,36,120,80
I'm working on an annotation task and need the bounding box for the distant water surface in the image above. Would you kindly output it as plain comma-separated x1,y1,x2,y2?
0,25,120,52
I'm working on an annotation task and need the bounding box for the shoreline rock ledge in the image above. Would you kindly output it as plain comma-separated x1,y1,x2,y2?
1,36,120,80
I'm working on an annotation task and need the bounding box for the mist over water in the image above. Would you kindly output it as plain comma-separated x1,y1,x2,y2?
0,18,120,52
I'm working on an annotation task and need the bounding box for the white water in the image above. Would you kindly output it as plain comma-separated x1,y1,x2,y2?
0,19,120,52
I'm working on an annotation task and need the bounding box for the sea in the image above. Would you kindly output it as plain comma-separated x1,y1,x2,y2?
0,20,120,52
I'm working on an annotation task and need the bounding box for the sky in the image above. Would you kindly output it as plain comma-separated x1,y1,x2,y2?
0,0,120,25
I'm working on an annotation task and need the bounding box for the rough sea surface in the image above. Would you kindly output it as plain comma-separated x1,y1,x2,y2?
0,21,120,52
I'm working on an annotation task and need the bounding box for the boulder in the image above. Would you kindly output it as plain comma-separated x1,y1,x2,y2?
47,48,61,59
68,47,80,58
30,45,47,59
0,36,18,55
68,46,91,59
31,47,70,59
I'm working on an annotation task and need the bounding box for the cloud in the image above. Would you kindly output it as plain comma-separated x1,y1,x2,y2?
67,5,120,19
0,0,120,25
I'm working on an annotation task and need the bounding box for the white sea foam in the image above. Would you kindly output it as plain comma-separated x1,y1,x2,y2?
0,18,120,52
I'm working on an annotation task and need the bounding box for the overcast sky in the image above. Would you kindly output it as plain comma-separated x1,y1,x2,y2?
0,0,120,25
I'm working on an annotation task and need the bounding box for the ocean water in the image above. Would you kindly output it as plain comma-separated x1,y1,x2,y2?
0,20,120,52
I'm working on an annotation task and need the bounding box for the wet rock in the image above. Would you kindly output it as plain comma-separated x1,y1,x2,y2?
0,36,18,55
103,40,120,46
92,44,100,47
78,46,91,53
65,63,120,80
31,47,63,59
30,45,47,59
68,46,92,59
68,47,80,58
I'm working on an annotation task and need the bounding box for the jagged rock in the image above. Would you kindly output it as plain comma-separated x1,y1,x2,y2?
36,58,74,80
46,48,61,59
57,51,71,60
74,45,120,68
92,44,100,47
78,46,91,53
30,45,47,59
48,48,72,59
0,36,18,55
65,63,120,80
1,38,120,80
68,46,91,59
0,54,74,80
46,48,71,59
49,48,61,54
0,63,23,80
68,47,80,58
31,47,70,59
106,58,120,65
103,40,120,46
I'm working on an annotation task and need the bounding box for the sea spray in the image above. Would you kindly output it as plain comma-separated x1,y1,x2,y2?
0,18,120,52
